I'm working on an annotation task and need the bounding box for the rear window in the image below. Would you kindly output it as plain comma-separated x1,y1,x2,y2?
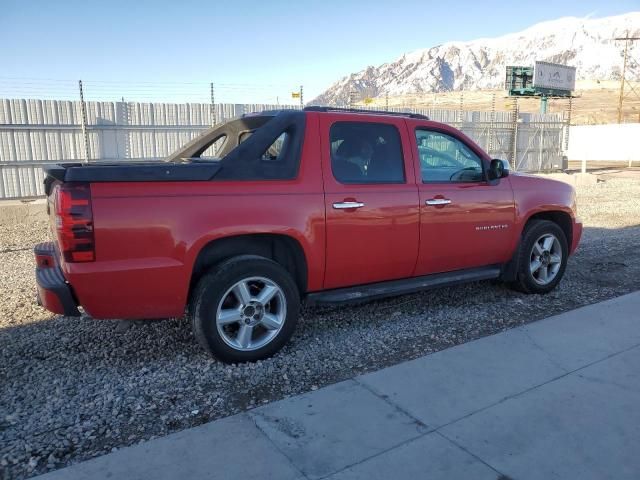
330,122,405,184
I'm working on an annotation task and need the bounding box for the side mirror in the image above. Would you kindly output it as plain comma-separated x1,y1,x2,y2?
488,159,510,180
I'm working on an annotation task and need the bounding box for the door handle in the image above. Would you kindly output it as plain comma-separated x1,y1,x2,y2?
333,201,365,209
425,198,452,206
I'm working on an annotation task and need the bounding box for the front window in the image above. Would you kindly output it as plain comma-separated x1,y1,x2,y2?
416,130,484,183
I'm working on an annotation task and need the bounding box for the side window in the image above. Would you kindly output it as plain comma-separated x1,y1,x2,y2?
261,132,287,161
200,135,227,159
330,122,405,184
236,130,285,161
416,130,484,183
238,131,253,143
216,130,298,181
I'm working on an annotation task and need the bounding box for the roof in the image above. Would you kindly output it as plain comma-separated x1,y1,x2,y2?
303,106,429,120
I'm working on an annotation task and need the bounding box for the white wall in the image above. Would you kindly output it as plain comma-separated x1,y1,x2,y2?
567,123,640,164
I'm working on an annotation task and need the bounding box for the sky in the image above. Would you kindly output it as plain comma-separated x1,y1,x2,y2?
1,0,638,103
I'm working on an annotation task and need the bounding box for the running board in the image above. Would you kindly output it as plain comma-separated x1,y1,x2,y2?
306,266,501,306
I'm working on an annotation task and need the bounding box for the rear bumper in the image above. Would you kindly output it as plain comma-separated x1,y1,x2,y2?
35,242,81,317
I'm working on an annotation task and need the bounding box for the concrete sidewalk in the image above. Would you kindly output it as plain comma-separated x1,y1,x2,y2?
37,292,640,480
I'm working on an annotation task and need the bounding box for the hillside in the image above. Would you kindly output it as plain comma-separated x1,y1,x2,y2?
312,12,640,108
359,81,640,125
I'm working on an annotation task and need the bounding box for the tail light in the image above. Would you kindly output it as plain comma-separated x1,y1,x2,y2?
53,183,95,262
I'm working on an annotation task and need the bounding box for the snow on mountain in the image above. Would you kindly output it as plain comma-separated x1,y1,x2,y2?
311,12,640,105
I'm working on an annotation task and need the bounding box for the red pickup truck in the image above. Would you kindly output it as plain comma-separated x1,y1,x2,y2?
36,107,582,362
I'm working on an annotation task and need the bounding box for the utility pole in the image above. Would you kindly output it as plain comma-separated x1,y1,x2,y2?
563,95,575,171
615,32,640,123
299,85,304,109
540,95,548,114
78,80,90,163
385,92,389,110
210,82,216,126
348,90,358,109
563,96,573,153
488,92,496,153
510,97,519,170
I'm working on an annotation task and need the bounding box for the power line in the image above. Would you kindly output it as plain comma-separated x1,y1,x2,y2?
0,76,307,105
0,76,296,87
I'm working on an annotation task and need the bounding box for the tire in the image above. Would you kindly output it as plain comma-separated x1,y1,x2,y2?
512,220,568,294
190,255,300,363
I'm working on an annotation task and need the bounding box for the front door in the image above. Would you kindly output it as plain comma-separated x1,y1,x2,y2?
321,115,420,289
412,128,515,275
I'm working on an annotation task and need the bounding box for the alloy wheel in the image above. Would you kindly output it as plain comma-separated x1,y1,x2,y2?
529,233,563,285
215,276,287,351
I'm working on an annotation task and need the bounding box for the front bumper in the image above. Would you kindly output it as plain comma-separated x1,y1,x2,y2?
35,242,80,317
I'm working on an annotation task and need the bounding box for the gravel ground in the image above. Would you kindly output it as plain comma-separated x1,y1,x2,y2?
2,172,640,479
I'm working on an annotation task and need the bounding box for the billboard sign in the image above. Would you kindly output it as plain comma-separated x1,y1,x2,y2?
533,61,576,91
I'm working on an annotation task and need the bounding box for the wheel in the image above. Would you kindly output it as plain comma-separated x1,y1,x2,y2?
512,220,568,294
190,255,300,363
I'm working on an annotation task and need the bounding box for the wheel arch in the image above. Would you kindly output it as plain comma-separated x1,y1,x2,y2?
188,233,308,302
522,210,573,248
501,209,573,282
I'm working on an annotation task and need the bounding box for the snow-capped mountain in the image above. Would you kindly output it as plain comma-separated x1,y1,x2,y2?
312,12,640,105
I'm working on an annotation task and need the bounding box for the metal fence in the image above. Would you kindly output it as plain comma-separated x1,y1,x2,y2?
0,98,566,199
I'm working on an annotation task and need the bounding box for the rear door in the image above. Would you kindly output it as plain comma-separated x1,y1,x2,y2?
412,126,515,275
320,114,420,289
